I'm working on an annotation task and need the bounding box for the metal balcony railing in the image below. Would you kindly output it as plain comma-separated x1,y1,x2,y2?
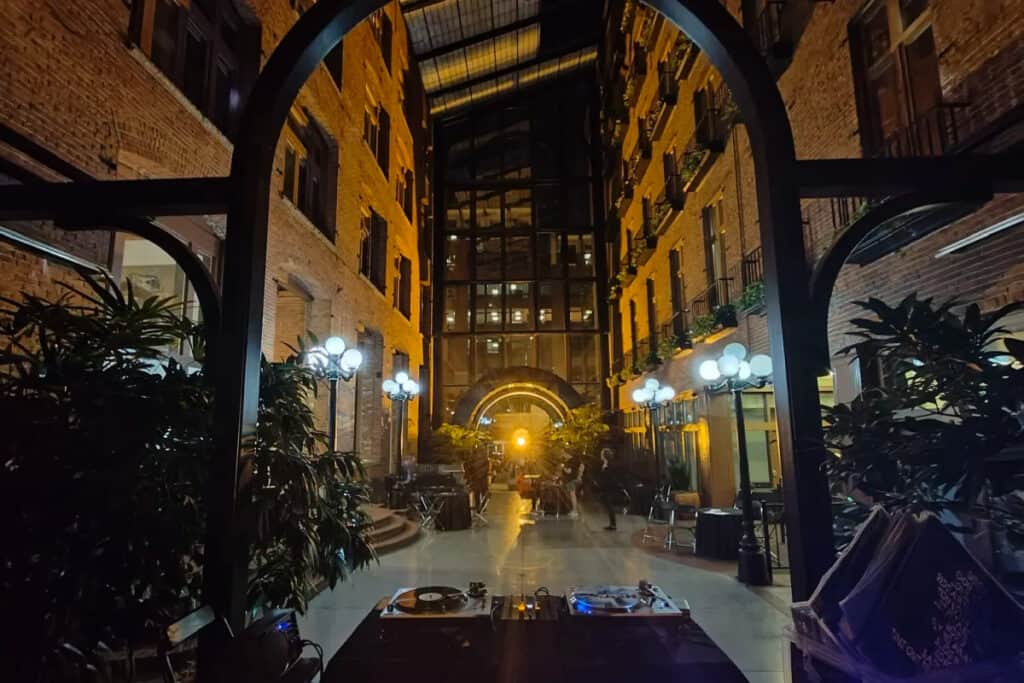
829,196,870,235
689,278,733,318
668,32,699,80
659,310,690,344
637,7,662,49
742,246,764,288
868,103,970,159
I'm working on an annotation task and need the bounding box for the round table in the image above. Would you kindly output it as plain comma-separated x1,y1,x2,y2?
695,508,744,560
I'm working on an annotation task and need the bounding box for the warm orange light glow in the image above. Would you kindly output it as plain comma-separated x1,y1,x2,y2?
516,436,527,447
512,427,530,449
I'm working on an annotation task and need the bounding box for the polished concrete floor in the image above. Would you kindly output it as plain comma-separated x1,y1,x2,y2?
299,490,794,683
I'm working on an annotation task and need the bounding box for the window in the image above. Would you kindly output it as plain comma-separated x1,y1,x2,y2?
325,42,344,90
566,235,595,278
568,282,597,329
701,199,726,286
446,191,472,231
474,284,504,331
444,235,471,280
396,255,412,318
668,248,686,332
363,104,391,176
281,116,337,238
505,283,533,328
397,169,414,220
359,209,388,292
645,278,658,343
131,0,259,138
274,282,311,362
368,9,393,72
538,282,565,329
443,286,470,333
851,0,942,156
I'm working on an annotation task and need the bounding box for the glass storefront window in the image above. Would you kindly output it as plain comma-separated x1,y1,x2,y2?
442,338,472,385
475,283,503,331
475,236,502,279
566,234,595,278
474,336,505,379
537,282,565,329
476,189,502,229
444,235,471,280
536,233,562,278
568,334,600,383
442,285,471,333
505,188,532,229
506,282,533,329
445,190,471,231
506,236,532,279
506,334,536,367
536,334,567,379
568,282,596,328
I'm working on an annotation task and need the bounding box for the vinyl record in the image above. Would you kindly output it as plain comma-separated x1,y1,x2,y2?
392,586,468,614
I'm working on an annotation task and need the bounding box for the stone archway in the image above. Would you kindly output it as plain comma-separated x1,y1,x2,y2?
450,367,585,427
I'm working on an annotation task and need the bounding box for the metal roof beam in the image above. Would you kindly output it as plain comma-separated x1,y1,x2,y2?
426,40,595,97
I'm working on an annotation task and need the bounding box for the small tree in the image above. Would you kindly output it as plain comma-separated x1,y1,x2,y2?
547,404,610,473
824,295,1024,556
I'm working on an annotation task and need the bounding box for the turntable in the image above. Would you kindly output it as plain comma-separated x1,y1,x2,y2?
381,585,492,618
566,582,689,618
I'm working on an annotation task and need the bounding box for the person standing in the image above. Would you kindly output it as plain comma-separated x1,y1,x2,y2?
562,452,584,518
596,447,619,530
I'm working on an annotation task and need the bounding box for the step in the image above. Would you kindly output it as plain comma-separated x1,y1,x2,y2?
371,519,420,555
367,514,407,544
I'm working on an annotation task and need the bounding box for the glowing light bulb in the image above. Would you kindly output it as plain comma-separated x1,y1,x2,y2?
324,336,346,355
698,359,721,381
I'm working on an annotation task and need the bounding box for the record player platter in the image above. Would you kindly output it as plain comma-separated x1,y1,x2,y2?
391,586,468,614
570,586,643,613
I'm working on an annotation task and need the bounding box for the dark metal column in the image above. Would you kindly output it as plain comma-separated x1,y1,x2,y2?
650,0,834,600
212,0,392,634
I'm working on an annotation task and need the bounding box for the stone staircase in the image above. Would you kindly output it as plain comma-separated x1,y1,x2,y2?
363,504,420,555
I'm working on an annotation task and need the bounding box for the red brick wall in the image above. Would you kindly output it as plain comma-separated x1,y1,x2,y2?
0,1,427,467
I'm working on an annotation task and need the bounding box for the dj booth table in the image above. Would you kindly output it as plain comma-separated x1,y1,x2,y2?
324,600,748,683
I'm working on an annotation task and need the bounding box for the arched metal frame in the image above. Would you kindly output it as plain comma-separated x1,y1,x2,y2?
210,0,835,620
809,189,991,342
471,388,569,427
450,367,586,427
1,0,1017,640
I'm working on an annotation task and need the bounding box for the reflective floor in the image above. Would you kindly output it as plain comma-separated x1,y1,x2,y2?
300,490,793,683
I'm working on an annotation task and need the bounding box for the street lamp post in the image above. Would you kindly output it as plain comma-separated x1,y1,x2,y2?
306,336,363,451
698,342,774,586
631,378,676,492
383,371,420,475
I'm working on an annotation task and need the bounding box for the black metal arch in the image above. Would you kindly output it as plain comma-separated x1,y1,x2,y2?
808,189,992,352
451,367,585,426
204,0,849,629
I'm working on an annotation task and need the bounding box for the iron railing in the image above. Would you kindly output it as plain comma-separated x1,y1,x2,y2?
829,195,870,235
868,103,970,159
689,278,733,318
668,32,699,80
626,121,653,181
658,310,690,344
742,246,764,288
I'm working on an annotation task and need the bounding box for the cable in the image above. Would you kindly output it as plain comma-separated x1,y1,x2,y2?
300,639,325,679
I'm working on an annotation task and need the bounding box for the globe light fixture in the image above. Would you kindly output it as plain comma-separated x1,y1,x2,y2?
630,377,677,492
305,335,363,451
383,370,421,475
695,344,775,587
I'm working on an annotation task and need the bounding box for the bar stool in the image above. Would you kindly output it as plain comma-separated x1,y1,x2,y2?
641,486,676,549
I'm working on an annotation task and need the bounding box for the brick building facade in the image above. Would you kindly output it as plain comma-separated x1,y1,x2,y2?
0,0,431,474
604,0,1024,505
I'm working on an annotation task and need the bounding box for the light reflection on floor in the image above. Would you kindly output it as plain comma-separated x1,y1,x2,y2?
299,489,793,683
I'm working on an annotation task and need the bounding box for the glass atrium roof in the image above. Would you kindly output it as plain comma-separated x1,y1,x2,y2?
398,0,600,115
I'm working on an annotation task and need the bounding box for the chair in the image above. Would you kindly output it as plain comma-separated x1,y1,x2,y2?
160,606,234,683
472,490,490,527
415,490,445,531
641,485,676,549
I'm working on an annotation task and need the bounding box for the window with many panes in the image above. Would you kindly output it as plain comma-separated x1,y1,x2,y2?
851,0,942,157
130,0,259,139
363,103,391,176
359,209,388,292
281,115,337,239
396,169,414,221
